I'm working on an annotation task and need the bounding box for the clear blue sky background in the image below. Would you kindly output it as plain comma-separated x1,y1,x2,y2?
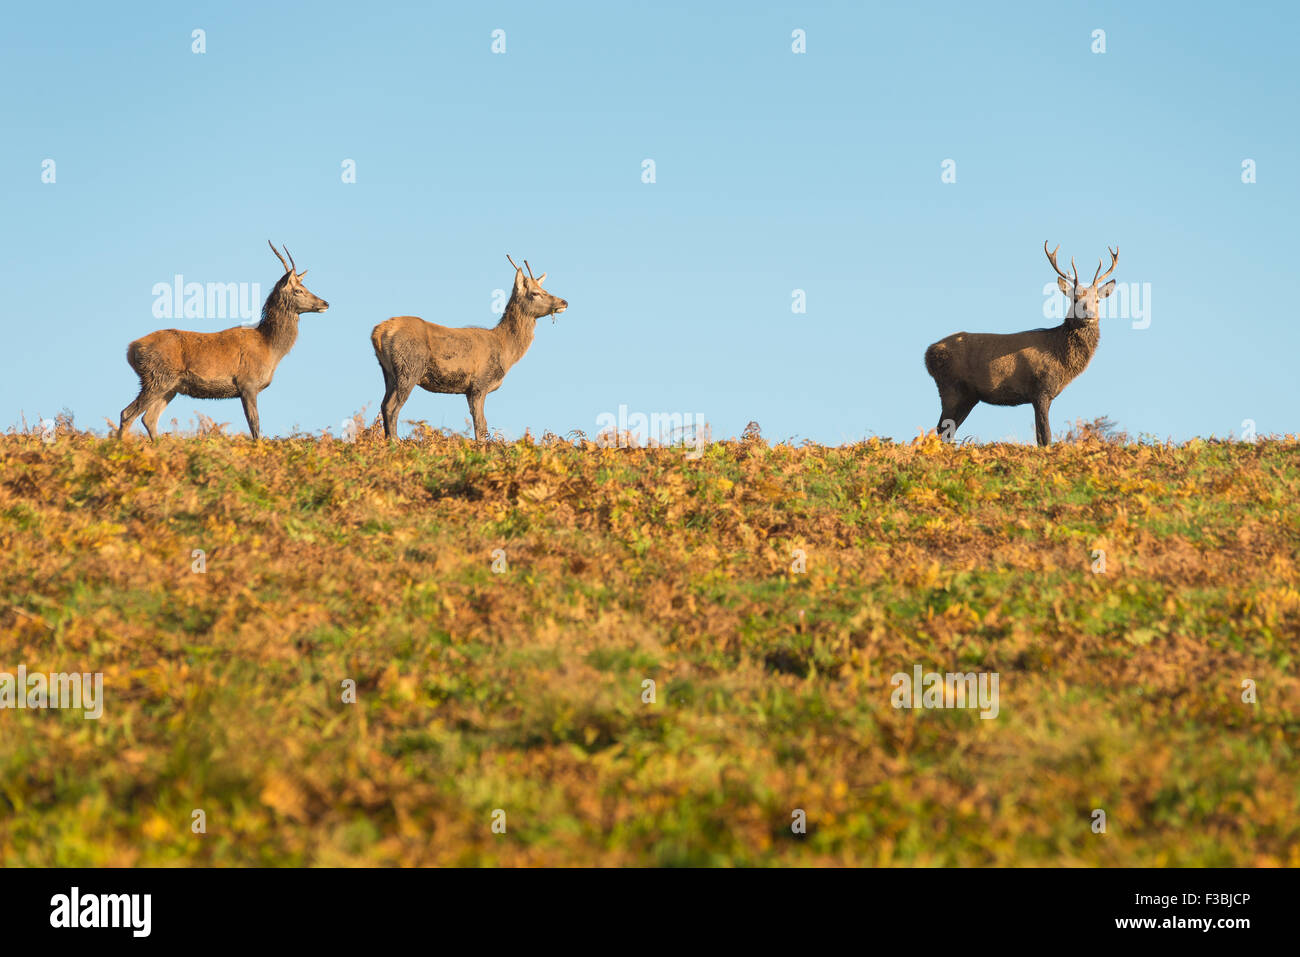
2,1,1296,443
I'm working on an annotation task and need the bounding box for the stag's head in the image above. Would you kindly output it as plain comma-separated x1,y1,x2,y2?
269,241,329,314
1045,241,1118,325
508,255,568,322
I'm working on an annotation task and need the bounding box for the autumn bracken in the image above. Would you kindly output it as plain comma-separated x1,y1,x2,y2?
0,423,1297,865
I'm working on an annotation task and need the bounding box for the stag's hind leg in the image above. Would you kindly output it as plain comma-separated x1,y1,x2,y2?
381,376,416,441
382,380,415,441
937,389,976,442
378,364,396,438
141,391,176,442
378,364,413,441
118,388,150,437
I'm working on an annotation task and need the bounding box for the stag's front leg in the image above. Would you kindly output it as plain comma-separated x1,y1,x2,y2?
1032,397,1052,447
240,390,261,441
466,390,488,441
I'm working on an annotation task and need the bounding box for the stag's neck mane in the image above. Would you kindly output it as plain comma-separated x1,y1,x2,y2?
1054,319,1101,380
256,282,301,359
493,294,537,368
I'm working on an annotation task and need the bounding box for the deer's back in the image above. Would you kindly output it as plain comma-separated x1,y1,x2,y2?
129,327,268,378
374,315,498,365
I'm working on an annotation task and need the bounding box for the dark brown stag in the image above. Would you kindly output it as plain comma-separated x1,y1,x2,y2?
371,255,567,440
119,242,329,440
924,241,1118,446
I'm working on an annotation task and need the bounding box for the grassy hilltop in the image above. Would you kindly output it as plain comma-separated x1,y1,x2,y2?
1,421,1298,866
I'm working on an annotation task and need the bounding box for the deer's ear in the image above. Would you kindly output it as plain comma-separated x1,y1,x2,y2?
513,268,526,292
1057,277,1073,295
1097,279,1117,300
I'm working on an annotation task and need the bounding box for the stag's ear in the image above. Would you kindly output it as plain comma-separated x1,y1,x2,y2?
1097,279,1116,300
536,272,546,285
1057,277,1073,296
513,267,526,294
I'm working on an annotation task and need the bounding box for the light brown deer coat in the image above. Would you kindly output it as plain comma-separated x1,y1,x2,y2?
118,242,328,440
371,256,567,440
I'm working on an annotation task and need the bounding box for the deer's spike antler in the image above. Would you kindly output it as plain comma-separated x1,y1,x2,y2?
283,245,297,274
523,260,535,280
1091,246,1119,287
506,254,521,272
269,240,291,273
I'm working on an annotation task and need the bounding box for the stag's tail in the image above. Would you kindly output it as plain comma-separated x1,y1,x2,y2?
924,342,948,380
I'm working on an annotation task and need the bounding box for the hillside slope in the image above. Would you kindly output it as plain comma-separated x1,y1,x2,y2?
1,424,1298,865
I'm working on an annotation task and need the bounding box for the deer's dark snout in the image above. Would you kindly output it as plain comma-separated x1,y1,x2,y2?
554,298,568,314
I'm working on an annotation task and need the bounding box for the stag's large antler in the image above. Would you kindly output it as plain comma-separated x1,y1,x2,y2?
1091,246,1119,287
269,239,291,273
1044,240,1078,287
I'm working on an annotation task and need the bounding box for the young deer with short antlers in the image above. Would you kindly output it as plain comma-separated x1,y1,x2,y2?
924,241,1118,446
118,241,329,440
371,255,567,440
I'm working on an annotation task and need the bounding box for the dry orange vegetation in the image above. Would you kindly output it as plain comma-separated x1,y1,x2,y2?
1,420,1297,865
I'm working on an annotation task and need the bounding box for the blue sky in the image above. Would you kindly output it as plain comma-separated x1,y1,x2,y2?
2,1,1296,443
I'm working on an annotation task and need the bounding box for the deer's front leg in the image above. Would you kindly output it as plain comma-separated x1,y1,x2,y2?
467,390,488,441
240,390,261,441
1032,397,1051,447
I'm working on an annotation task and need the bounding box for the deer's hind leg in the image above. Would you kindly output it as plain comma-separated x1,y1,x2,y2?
141,390,177,442
119,387,151,437
379,364,413,441
378,363,396,438
381,372,417,441
937,389,977,442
